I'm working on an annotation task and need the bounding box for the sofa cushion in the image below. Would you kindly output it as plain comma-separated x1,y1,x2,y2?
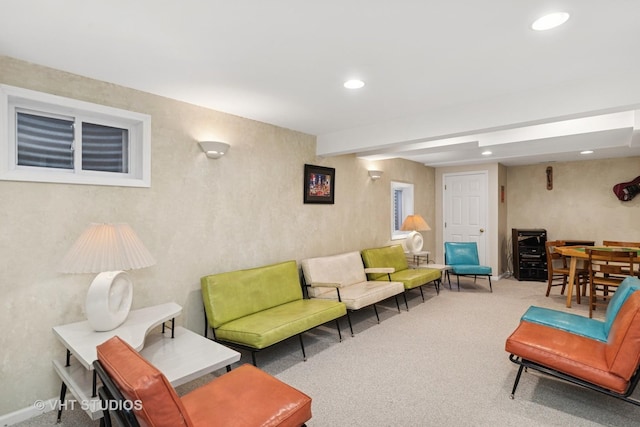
182,364,312,427
520,277,640,342
215,299,347,349
301,251,368,298
390,268,441,290
201,261,303,329
310,281,405,310
520,306,607,342
97,336,192,426
604,276,640,335
604,291,640,380
361,245,409,280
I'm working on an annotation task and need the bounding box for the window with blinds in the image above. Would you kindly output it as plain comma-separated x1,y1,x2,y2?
390,181,414,240
1,84,150,187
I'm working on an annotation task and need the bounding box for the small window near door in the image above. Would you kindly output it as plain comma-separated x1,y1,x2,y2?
391,181,414,240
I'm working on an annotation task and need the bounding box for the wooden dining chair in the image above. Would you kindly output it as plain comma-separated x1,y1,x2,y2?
545,240,589,302
603,241,640,277
587,248,636,318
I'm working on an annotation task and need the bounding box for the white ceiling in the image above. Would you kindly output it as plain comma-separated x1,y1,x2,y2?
2,1,640,167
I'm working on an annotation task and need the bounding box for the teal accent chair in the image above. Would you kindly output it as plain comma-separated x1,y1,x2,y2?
444,242,492,292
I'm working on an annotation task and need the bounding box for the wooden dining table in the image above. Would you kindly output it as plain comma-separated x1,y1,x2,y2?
555,245,640,308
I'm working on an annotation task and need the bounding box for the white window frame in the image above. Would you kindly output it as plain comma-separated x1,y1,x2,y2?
390,181,414,240
0,84,151,187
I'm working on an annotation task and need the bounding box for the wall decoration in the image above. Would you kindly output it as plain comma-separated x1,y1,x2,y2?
546,166,553,190
304,164,335,204
613,175,640,201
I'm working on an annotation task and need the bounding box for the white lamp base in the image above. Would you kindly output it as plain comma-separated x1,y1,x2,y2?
85,271,133,331
405,231,424,254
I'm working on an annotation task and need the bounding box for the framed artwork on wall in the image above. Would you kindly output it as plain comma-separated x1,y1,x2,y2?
303,164,335,204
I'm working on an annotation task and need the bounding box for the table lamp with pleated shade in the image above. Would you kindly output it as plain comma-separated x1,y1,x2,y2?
59,223,156,331
400,214,431,254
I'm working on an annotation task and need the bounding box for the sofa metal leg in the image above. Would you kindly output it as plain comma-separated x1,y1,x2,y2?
373,304,380,324
403,292,409,311
394,295,401,313
298,334,307,361
251,351,258,367
457,275,461,291
489,276,493,292
346,312,354,337
335,318,343,342
419,286,425,302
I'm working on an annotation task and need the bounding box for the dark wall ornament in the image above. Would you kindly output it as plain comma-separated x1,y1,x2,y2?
613,175,640,201
304,164,335,204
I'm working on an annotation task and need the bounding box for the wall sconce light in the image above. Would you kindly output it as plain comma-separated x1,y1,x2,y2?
199,141,230,159
368,170,383,180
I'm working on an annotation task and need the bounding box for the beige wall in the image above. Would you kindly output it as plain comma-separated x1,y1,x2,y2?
0,56,434,416
506,158,640,272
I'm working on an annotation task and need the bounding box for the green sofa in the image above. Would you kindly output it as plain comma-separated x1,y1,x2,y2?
201,260,347,365
361,245,442,309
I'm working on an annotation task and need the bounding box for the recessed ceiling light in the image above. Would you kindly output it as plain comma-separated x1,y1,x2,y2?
481,150,492,156
344,79,365,89
580,150,594,155
532,12,570,31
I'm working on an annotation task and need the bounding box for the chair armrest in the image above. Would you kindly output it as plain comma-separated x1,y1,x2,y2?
364,267,395,274
308,282,341,288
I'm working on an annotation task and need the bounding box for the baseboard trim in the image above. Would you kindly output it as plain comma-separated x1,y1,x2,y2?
0,397,56,426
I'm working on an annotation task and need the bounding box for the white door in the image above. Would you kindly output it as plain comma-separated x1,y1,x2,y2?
443,171,488,264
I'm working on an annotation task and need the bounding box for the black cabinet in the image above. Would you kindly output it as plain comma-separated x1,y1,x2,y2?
512,229,547,281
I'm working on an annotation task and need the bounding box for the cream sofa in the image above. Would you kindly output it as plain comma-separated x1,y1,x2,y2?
301,251,405,336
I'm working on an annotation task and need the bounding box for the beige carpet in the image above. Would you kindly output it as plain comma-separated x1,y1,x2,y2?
16,277,640,426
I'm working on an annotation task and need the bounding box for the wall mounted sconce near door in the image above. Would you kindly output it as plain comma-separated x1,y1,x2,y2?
199,141,230,159
368,170,383,180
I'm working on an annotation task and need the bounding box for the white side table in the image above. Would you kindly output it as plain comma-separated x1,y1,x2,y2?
405,250,430,267
52,303,240,421
427,264,452,289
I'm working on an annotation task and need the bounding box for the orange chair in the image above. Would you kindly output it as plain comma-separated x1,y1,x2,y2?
94,336,311,427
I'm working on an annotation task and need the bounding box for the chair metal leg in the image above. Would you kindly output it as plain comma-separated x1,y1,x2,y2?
419,286,425,302
510,364,525,399
394,295,401,312
457,275,461,291
488,275,493,292
403,292,409,311
251,351,257,366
